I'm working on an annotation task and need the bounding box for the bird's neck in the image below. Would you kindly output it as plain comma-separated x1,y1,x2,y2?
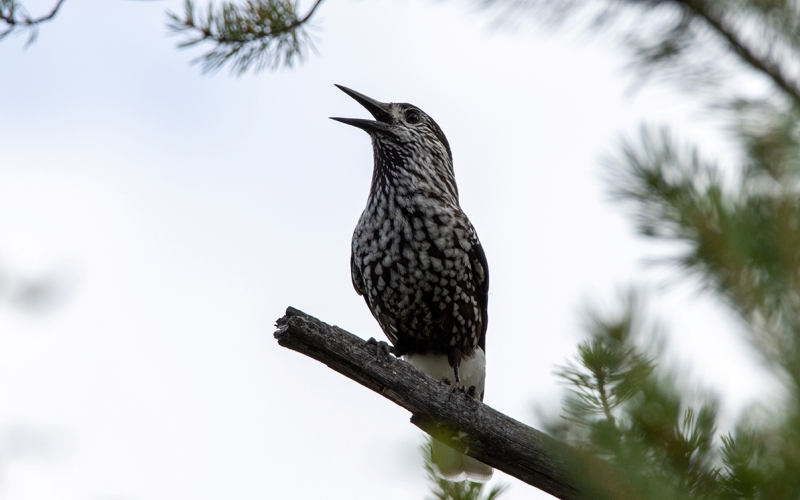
370,153,459,207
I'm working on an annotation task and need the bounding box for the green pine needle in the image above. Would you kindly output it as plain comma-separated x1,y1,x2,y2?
166,0,322,75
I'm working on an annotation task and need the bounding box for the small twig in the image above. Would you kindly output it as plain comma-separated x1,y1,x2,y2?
675,0,800,105
274,307,590,500
295,0,323,26
0,0,66,43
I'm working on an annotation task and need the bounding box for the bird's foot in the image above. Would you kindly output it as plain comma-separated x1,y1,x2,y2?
439,378,480,401
364,337,395,363
439,377,465,394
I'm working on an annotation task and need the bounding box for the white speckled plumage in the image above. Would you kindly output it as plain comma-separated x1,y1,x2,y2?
332,85,491,482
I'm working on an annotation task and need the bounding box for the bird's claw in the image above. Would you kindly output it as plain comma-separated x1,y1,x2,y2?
365,337,395,363
440,377,465,393
439,378,479,399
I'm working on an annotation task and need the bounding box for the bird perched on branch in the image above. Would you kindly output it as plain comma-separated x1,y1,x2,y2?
331,85,491,482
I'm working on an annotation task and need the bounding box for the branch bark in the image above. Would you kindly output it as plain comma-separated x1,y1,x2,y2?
274,306,589,500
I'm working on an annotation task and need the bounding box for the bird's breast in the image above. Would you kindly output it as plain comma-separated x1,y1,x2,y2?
352,192,483,356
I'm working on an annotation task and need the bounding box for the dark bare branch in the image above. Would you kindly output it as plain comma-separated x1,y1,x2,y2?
274,307,591,500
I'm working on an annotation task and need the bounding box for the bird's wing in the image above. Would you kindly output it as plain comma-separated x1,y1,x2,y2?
350,252,365,296
470,233,489,353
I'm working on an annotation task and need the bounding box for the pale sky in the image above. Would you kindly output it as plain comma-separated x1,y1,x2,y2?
0,1,782,499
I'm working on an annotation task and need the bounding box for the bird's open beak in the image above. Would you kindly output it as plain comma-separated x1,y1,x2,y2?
330,84,393,132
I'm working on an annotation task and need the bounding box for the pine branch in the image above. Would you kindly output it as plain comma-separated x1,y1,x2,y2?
274,307,591,500
0,0,65,44
478,0,800,107
674,0,800,106
166,0,324,74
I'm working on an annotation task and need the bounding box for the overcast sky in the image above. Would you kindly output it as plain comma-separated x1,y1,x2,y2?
0,1,784,499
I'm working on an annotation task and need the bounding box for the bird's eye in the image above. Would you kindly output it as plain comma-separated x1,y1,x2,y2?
405,110,421,124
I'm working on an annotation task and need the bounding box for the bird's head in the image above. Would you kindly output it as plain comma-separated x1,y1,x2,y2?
330,84,454,171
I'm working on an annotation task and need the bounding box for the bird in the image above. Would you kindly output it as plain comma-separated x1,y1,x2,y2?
331,84,492,482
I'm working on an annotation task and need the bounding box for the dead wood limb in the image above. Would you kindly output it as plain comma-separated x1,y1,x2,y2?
274,307,590,500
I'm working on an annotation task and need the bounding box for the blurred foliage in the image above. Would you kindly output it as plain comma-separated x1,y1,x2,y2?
4,0,800,87
422,437,508,500
519,1,800,498
479,0,800,105
548,287,800,499
549,294,724,500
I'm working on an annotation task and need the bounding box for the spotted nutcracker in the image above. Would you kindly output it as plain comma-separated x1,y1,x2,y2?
332,85,491,482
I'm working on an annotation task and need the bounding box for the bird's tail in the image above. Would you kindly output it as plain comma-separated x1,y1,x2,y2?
406,350,492,482
430,438,493,483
